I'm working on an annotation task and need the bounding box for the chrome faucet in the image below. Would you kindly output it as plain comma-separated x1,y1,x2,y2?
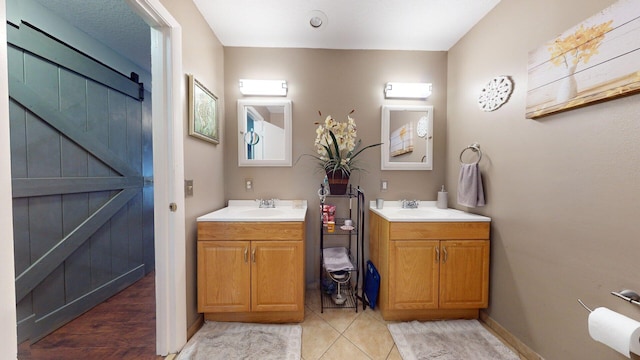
258,198,277,208
401,199,420,209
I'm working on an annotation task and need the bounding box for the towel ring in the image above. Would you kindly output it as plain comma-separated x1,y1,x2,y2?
459,143,482,165
243,130,260,146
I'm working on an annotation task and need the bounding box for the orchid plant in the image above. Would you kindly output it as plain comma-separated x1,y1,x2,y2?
308,110,382,177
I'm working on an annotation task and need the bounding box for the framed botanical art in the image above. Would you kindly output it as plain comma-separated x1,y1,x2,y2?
526,0,640,119
188,74,219,144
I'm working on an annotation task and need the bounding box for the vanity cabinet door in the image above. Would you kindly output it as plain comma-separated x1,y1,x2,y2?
439,240,490,309
197,241,251,313
389,240,440,310
251,241,304,312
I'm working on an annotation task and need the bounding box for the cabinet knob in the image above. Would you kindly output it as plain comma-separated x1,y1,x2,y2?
252,248,256,263
244,247,248,263
435,247,440,262
442,246,448,263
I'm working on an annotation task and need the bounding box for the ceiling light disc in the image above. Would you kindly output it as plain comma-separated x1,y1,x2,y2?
308,10,327,29
310,17,322,28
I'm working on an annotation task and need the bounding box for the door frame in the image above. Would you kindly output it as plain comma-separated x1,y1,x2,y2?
0,1,19,358
0,0,189,356
125,0,187,355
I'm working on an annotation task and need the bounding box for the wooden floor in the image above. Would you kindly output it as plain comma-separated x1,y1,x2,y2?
18,272,163,360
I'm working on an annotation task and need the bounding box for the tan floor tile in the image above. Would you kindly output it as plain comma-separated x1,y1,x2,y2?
343,311,395,360
320,336,371,360
317,306,361,333
385,345,402,360
361,305,386,324
301,308,341,360
302,290,529,360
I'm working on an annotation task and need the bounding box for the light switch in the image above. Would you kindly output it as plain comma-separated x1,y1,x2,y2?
185,179,194,196
381,180,388,191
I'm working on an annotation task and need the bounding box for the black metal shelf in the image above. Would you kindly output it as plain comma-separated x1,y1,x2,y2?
319,184,366,313
322,217,358,236
320,282,358,310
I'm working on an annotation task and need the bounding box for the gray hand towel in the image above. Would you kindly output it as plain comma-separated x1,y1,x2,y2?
323,247,355,272
457,163,485,207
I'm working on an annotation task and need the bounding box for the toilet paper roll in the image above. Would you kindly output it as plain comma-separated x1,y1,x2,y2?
588,307,640,358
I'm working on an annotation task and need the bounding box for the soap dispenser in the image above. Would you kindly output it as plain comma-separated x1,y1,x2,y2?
436,185,448,209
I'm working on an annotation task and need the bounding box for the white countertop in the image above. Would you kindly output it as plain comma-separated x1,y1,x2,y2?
197,200,308,222
369,201,491,222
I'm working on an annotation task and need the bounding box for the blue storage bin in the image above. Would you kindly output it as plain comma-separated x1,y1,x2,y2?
364,260,380,310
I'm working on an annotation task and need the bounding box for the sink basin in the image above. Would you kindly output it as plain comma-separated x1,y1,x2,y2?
394,208,454,218
197,200,307,222
235,208,285,217
370,201,490,222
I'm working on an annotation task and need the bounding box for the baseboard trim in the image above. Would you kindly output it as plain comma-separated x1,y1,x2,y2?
187,314,204,341
479,310,545,360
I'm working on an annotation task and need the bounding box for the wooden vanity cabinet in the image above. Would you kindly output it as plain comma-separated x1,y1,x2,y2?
198,240,251,313
438,240,490,309
197,221,305,323
369,211,490,321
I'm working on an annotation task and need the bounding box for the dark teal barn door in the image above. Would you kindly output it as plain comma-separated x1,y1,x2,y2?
7,21,154,343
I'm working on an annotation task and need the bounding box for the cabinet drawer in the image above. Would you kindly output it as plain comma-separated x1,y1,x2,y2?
198,221,304,241
389,222,489,240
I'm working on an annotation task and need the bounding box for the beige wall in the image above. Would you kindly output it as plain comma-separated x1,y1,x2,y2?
224,48,448,285
447,0,640,358
160,2,640,356
159,0,226,331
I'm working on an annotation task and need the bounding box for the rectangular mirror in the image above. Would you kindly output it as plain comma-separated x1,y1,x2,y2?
238,99,292,167
381,105,433,170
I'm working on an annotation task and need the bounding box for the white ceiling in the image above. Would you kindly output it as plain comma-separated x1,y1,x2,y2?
32,0,152,72
31,0,501,72
193,0,501,51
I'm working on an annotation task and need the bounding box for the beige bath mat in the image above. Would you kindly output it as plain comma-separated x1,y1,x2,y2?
176,321,301,360
388,320,519,360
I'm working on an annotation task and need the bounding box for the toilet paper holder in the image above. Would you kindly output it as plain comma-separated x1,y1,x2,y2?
611,290,640,306
578,290,640,313
578,299,594,313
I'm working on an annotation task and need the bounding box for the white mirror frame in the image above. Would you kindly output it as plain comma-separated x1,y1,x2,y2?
381,105,433,170
238,99,292,167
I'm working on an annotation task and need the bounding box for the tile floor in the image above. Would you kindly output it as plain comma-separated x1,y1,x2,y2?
302,288,399,360
301,288,526,360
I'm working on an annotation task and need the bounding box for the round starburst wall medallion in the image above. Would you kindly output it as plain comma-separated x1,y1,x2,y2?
417,116,429,138
478,76,513,112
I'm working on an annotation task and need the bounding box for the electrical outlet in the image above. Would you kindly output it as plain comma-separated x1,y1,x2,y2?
381,180,388,191
245,178,253,192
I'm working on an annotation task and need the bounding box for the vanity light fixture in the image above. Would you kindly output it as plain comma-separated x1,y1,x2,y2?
384,82,432,99
239,79,288,96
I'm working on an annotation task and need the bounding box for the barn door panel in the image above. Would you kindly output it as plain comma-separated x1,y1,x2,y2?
8,21,153,343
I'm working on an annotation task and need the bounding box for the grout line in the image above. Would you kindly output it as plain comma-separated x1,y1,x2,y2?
305,290,383,360
340,334,373,360
317,334,341,360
